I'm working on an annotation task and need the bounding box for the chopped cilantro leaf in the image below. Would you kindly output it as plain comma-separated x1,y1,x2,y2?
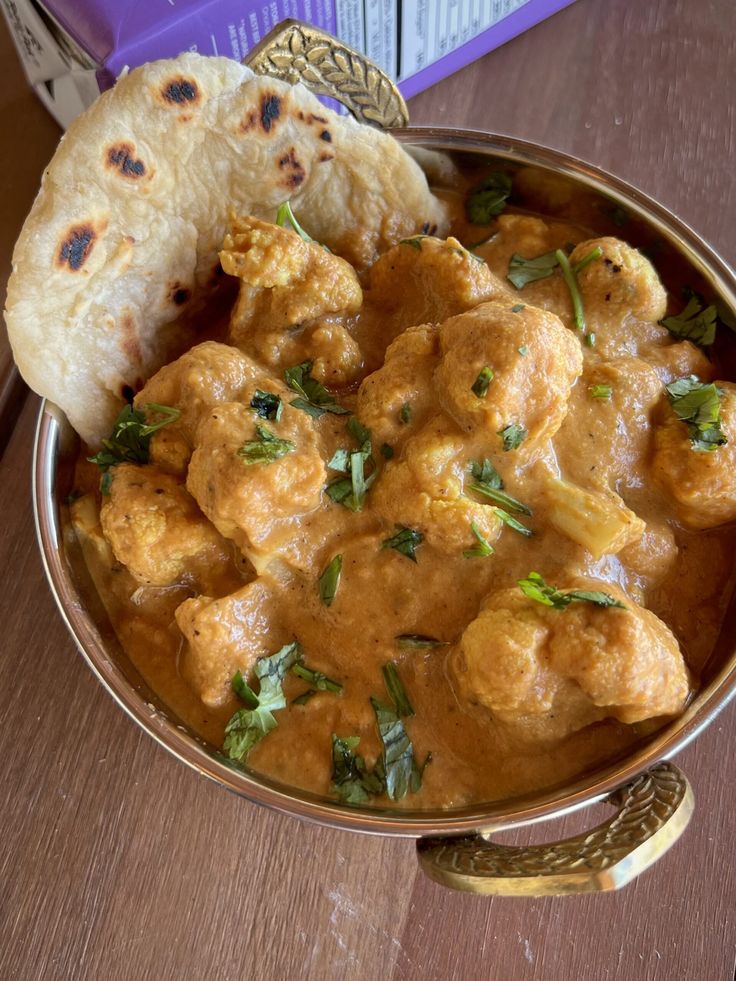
318,554,343,607
494,507,533,537
325,417,377,511
381,525,423,562
665,375,728,452
518,572,625,610
507,250,559,289
382,662,414,718
399,402,412,425
518,345,529,356
468,458,532,514
400,236,427,250
463,521,495,558
284,361,350,418
237,424,294,464
497,423,527,451
661,296,717,347
589,383,613,399
223,642,301,761
88,402,181,483
292,662,342,694
395,634,447,649
330,735,383,805
511,304,526,313
466,172,512,225
250,390,283,422
370,697,415,801
380,442,394,460
471,366,494,398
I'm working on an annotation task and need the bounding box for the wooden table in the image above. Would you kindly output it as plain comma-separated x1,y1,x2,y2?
1,2,735,978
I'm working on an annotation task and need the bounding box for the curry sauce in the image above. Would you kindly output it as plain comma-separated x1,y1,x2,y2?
71,184,736,810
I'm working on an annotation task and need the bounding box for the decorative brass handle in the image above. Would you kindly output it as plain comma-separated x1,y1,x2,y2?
417,763,693,895
244,19,409,129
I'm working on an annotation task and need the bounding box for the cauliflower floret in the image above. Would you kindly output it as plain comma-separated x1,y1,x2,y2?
135,341,267,474
369,416,503,551
435,300,583,451
618,522,678,590
644,339,714,384
221,215,362,381
449,579,689,742
356,324,440,452
554,356,663,491
365,235,505,339
652,380,736,529
571,237,667,323
175,577,287,707
100,464,229,586
186,401,325,569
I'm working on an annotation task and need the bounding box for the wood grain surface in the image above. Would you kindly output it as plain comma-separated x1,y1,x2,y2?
1,1,735,979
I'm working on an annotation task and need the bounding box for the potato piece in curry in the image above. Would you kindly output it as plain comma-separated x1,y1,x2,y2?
77,203,736,811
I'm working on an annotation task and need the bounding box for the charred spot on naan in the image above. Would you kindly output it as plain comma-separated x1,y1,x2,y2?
105,143,147,180
278,148,305,188
56,221,105,272
160,77,200,106
260,93,282,133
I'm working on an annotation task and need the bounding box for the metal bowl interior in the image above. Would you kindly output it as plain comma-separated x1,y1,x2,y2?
33,128,736,838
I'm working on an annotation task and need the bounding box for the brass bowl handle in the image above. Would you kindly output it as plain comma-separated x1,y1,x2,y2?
244,18,409,129
417,762,693,895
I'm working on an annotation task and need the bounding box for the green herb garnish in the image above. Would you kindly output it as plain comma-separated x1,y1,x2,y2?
399,236,427,250
468,458,531,514
497,423,527,451
511,304,526,313
556,247,598,335
507,245,601,339
370,697,415,801
292,662,343,694
665,375,728,452
494,507,532,537
284,360,350,419
325,417,377,511
395,634,447,649
380,442,394,460
399,402,412,425
466,172,512,224
518,345,529,356
88,402,181,482
275,200,315,243
381,525,423,562
250,390,283,422
330,735,384,805
463,520,495,558
318,554,343,607
223,642,301,761
589,383,613,399
471,366,494,398
507,250,559,289
518,572,625,610
237,424,294,465
661,296,717,347
382,662,414,717
572,246,603,276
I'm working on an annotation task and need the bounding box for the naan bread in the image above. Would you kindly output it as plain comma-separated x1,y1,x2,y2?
5,54,447,446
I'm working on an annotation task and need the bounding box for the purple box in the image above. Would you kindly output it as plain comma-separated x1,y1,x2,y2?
1,0,577,128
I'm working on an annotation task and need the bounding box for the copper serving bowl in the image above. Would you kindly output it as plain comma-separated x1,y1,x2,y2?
31,22,736,896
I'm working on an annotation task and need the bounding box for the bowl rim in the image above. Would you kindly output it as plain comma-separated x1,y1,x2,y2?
33,126,736,839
